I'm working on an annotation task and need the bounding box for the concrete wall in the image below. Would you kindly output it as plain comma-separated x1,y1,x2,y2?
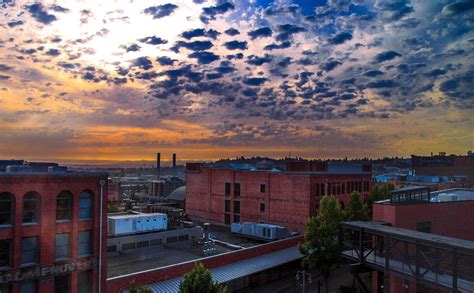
0,174,108,293
106,235,304,292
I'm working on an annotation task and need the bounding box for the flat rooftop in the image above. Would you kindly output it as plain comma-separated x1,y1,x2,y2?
379,188,474,205
431,188,474,202
107,224,266,278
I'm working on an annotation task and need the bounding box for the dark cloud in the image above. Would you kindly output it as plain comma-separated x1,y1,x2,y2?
138,36,168,45
321,59,342,71
125,44,141,52
243,77,268,86
45,49,60,56
224,40,248,50
188,51,220,64
329,32,353,45
364,70,384,77
425,68,446,77
0,75,10,80
366,79,399,88
442,1,474,16
226,53,244,60
275,24,306,41
200,2,235,23
377,0,414,21
7,20,24,27
133,57,153,70
374,51,402,62
246,54,273,66
144,4,178,19
264,41,291,50
156,56,175,66
26,3,58,25
57,62,77,69
172,40,213,52
225,28,240,36
248,27,273,39
0,64,13,71
49,5,69,12
180,28,220,40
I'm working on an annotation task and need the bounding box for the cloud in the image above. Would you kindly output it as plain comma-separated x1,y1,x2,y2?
200,2,235,23
225,28,240,36
180,28,220,40
441,1,474,16
138,36,168,45
376,0,414,21
321,59,342,71
224,40,248,50
188,51,220,64
275,24,306,41
156,56,175,66
172,40,213,52
144,4,178,19
243,77,268,86
246,54,273,65
374,51,402,62
45,49,60,56
0,64,13,71
248,27,273,39
133,57,153,70
264,41,291,50
7,20,24,27
26,3,58,24
329,32,353,45
366,80,399,88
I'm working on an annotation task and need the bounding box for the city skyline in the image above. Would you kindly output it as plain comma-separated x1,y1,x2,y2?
0,0,473,162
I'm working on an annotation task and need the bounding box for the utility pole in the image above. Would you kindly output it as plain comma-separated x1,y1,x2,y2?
296,270,312,293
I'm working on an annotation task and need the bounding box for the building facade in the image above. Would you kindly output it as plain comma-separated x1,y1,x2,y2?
0,171,108,293
371,187,474,292
185,161,372,233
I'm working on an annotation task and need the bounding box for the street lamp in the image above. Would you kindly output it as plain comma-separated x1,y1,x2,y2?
296,270,312,293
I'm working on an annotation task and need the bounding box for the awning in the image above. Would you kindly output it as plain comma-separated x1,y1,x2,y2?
147,246,302,292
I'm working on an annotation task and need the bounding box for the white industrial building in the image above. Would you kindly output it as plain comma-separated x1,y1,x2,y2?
108,212,167,236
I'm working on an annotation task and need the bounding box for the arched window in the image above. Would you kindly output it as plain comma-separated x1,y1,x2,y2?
0,192,14,225
79,191,93,220
56,191,72,221
23,192,40,224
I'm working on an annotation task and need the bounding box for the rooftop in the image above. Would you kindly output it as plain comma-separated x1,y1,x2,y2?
107,212,166,220
379,188,474,205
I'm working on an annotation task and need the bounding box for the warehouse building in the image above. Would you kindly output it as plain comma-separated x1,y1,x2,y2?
185,160,372,233
0,163,108,293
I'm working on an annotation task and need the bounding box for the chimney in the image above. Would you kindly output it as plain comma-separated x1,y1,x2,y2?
172,153,176,168
156,153,161,179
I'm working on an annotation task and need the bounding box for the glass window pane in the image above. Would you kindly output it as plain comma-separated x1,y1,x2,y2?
23,193,39,224
55,234,70,260
20,281,37,293
77,271,92,293
21,237,38,264
56,192,72,221
54,274,70,293
0,240,11,267
79,192,92,219
0,193,13,225
78,231,92,256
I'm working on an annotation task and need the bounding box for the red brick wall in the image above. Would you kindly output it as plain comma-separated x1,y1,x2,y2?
186,168,372,233
106,235,304,292
0,174,108,293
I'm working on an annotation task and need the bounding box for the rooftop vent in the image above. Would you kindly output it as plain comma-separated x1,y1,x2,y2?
48,166,68,173
6,165,33,173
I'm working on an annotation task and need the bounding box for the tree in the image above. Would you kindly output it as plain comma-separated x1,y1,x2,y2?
364,183,394,217
128,280,152,293
179,262,226,293
346,191,369,221
107,203,120,213
298,196,345,293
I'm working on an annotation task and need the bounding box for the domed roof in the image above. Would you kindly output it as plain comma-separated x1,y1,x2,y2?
167,186,185,201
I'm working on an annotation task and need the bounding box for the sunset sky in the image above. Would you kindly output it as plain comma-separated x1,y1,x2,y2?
0,0,473,163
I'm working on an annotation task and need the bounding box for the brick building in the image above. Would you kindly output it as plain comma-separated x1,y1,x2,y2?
185,161,372,233
372,187,474,292
0,167,108,293
412,153,474,182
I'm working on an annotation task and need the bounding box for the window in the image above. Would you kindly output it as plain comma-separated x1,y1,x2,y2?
137,241,149,248
79,191,93,220
21,237,38,265
225,200,230,213
20,281,37,293
262,227,270,238
54,274,70,293
150,239,162,246
167,236,177,244
224,213,230,225
56,191,72,221
327,183,332,195
0,192,13,225
225,182,231,196
234,183,240,196
260,203,265,212
178,235,189,241
23,192,39,224
0,285,11,293
106,245,117,252
321,183,325,196
77,271,92,293
233,215,240,223
0,240,12,267
233,201,240,214
55,234,70,260
260,184,266,193
78,231,92,257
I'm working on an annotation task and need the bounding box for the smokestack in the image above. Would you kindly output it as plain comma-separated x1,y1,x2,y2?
172,153,176,168
156,153,161,179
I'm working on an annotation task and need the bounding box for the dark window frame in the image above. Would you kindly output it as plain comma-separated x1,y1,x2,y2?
260,184,266,193
77,231,92,257
79,191,93,220
0,192,14,226
225,182,231,196
0,239,12,268
233,200,240,214
260,203,265,212
56,191,73,222
55,233,70,261
234,182,240,197
54,274,70,293
23,192,40,224
21,237,38,266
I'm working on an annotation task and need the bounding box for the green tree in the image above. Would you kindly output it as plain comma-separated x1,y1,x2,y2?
346,191,368,221
298,196,345,293
107,203,120,213
364,183,394,217
128,280,152,293
179,262,226,293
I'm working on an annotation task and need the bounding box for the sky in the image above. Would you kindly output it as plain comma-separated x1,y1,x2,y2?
0,0,473,163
